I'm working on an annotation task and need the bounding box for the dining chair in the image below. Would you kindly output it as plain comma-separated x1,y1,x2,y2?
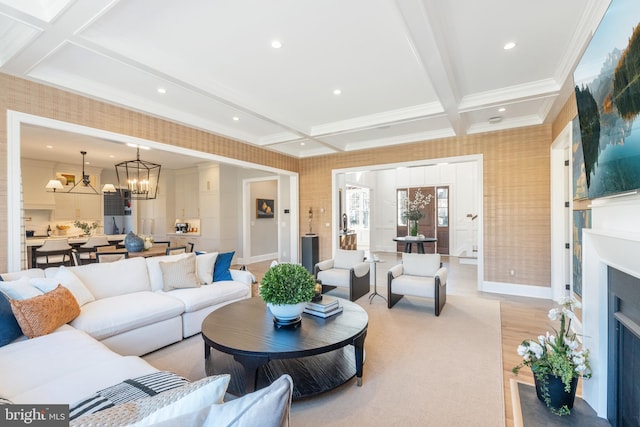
96,251,129,263
166,246,187,255
34,238,73,268
153,241,171,249
76,236,111,264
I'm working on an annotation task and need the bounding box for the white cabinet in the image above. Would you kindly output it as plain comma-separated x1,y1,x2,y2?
22,160,55,209
53,193,101,220
174,169,199,219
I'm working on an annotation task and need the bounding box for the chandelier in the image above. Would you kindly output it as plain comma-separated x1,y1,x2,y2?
115,146,161,200
45,151,110,195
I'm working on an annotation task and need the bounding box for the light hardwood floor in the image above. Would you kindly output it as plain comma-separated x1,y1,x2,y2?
241,253,561,427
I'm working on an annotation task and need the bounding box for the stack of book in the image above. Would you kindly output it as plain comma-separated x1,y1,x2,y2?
304,296,343,318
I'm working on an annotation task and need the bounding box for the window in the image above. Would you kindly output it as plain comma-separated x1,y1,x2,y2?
346,186,369,229
397,189,408,226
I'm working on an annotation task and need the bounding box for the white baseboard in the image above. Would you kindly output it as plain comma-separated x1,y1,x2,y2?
481,281,553,299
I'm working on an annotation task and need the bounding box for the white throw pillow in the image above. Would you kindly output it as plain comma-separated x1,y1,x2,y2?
160,254,201,291
333,249,365,270
195,252,218,285
146,253,191,291
402,253,441,277
35,267,95,307
0,276,43,300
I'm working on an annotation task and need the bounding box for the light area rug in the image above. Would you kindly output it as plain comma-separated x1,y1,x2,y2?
142,294,504,427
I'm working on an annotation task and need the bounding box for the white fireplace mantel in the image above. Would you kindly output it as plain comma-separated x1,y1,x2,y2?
582,228,640,417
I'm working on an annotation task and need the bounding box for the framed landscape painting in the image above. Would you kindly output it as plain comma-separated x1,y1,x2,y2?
256,198,275,219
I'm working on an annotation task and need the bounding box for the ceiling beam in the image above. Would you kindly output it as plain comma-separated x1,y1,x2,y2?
394,0,467,137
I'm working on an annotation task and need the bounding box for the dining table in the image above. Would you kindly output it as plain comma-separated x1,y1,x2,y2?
127,245,169,258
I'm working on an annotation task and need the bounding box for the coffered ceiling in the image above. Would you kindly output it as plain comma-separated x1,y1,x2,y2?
1,0,611,161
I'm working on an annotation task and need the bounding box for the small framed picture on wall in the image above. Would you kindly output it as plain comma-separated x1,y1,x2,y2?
256,198,275,219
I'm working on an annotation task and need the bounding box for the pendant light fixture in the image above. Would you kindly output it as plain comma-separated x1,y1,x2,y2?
115,146,161,200
45,151,103,195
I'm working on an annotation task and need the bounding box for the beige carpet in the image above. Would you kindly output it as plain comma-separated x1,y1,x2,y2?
143,294,504,426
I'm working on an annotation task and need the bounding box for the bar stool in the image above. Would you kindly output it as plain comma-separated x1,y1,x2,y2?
34,239,73,268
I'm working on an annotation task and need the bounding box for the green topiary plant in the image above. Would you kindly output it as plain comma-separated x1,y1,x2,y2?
259,263,315,305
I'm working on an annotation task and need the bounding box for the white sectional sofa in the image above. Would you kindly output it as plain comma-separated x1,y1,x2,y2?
0,251,294,426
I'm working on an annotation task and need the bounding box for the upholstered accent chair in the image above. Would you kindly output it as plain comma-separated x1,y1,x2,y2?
314,249,370,302
387,253,447,316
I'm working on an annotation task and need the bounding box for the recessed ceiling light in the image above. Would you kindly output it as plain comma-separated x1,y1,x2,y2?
300,142,305,146
233,116,239,121
109,155,115,158
271,40,282,49
157,87,166,94
503,42,516,50
46,145,53,149
333,89,342,95
488,116,503,124
498,107,506,112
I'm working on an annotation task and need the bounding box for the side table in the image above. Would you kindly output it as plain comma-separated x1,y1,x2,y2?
366,257,386,303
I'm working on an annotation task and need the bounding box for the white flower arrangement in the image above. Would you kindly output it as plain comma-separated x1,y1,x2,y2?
513,296,591,415
142,235,154,250
402,188,433,222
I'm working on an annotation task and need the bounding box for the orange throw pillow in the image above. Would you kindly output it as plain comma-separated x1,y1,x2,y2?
10,284,80,338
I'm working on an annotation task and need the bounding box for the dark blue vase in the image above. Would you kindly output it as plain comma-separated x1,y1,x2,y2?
534,373,578,412
124,231,144,252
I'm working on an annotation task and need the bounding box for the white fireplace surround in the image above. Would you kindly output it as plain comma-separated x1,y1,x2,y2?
582,227,640,417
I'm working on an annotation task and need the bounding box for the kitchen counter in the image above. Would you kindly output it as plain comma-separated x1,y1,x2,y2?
26,234,127,247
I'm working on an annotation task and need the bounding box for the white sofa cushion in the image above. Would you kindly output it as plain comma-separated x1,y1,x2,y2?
316,269,350,288
0,328,156,404
0,269,45,281
65,257,151,299
391,275,436,298
333,249,364,269
402,253,441,277
163,281,251,313
70,292,184,340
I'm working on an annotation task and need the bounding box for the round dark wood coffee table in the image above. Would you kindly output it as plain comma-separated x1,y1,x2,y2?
201,297,368,400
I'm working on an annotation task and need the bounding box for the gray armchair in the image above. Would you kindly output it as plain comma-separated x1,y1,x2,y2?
314,249,370,301
387,253,447,316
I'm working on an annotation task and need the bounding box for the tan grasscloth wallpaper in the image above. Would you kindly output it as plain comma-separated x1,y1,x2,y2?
0,73,577,288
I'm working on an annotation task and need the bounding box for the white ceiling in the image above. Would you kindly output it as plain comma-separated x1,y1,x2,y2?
1,0,611,164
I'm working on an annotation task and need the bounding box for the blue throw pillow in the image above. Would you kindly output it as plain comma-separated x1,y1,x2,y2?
0,291,22,347
213,251,235,282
